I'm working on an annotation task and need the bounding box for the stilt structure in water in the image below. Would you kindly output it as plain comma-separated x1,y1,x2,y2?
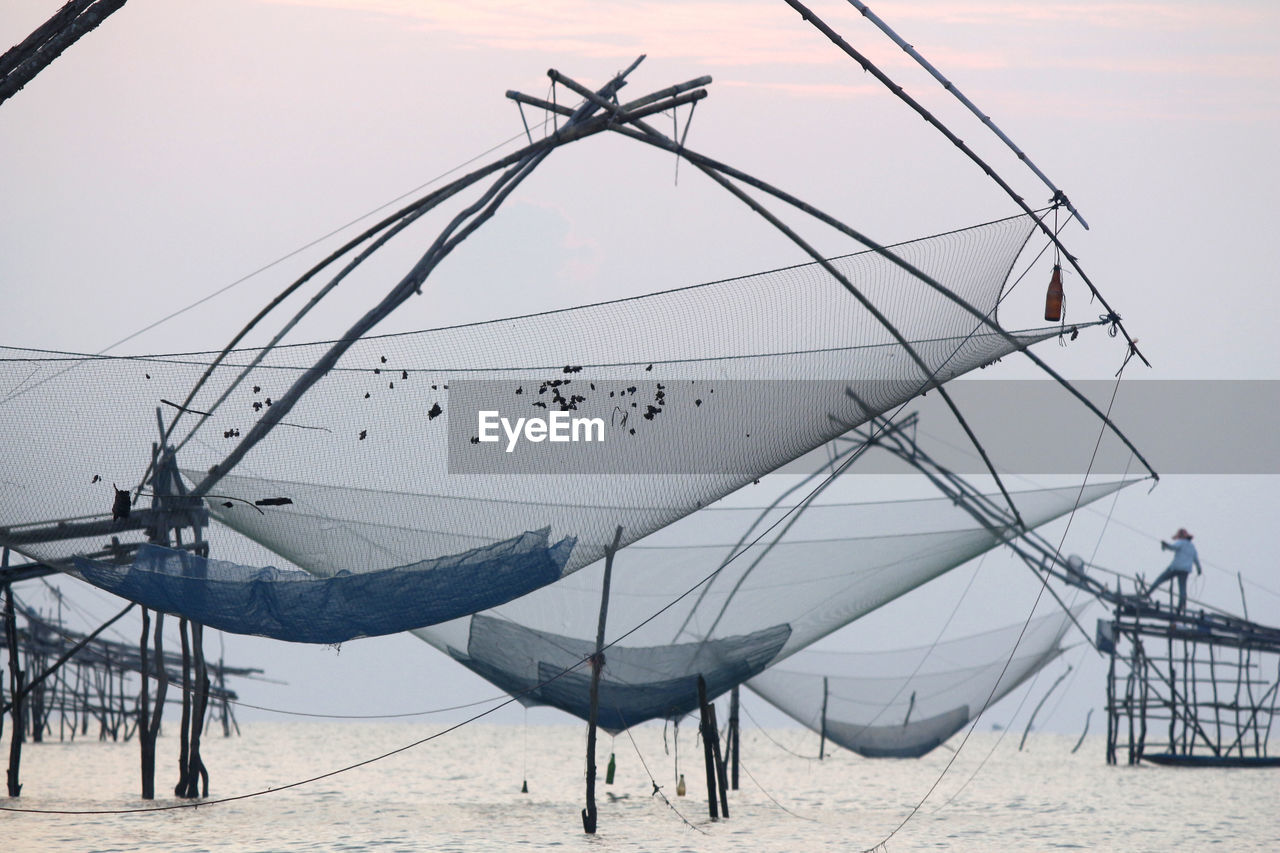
1100,592,1280,767
0,554,263,798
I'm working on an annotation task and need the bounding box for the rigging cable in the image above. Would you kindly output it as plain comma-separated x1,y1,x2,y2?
738,758,817,823
98,119,553,358
739,698,820,761
0,388,960,815
617,711,706,834
0,117,551,411
782,0,1147,367
929,652,1062,813
859,351,1133,852
842,0,1089,229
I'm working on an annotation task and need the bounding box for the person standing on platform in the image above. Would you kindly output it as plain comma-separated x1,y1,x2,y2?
1148,528,1202,613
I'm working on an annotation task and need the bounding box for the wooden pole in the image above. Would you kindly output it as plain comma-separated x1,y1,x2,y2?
187,621,210,797
819,675,828,760
175,617,192,796
4,573,24,797
728,685,739,790
0,0,131,108
697,675,718,820
1071,708,1093,754
582,525,623,835
1019,665,1072,751
138,607,166,799
708,703,729,818
1,602,134,717
138,607,153,799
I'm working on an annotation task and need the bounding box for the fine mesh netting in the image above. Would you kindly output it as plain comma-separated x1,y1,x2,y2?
748,609,1078,757
1,212,1050,641
410,479,1128,731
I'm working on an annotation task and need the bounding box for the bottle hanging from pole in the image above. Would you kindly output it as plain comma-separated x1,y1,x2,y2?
676,774,687,796
606,752,616,785
1045,263,1064,322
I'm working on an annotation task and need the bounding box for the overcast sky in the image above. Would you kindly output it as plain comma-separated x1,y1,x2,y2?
2,0,1278,744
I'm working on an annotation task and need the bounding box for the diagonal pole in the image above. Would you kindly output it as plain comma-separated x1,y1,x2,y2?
549,68,1029,529
782,0,1146,367
190,59,659,497
843,0,1088,229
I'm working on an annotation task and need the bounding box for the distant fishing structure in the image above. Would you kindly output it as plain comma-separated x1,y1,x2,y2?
1099,583,1280,767
0,562,262,798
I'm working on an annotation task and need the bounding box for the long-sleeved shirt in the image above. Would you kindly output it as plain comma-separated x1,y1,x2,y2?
1162,539,1202,573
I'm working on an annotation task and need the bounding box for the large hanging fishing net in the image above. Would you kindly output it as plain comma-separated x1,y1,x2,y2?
748,608,1078,757
410,478,1127,731
0,211,1064,641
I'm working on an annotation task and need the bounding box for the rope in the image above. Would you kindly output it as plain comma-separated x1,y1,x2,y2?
739,699,821,760
209,693,510,720
0,121,553,411
738,758,816,822
860,354,1131,851
825,552,988,745
0,214,1115,820
0,411,914,816
619,717,706,834
94,123,554,358
0,690,522,815
929,655,1053,813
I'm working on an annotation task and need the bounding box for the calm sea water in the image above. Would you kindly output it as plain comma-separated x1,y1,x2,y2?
3,723,1275,851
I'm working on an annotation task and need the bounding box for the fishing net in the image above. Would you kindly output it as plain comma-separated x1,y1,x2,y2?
748,609,1078,757
411,478,1127,731
0,211,1057,641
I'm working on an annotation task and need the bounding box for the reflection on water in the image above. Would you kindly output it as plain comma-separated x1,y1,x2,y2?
4,723,1275,852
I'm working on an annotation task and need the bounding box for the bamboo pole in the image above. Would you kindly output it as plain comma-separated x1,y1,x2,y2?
0,0,131,108
1019,665,1072,752
186,621,210,797
697,676,718,820
819,676,828,760
593,118,1158,483
728,685,739,791
1105,599,1117,765
190,59,649,501
841,0,1088,228
1071,708,1093,754
708,702,728,818
781,0,1148,368
551,68,1028,532
139,608,155,798
175,617,192,796
5,575,23,797
582,525,623,835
